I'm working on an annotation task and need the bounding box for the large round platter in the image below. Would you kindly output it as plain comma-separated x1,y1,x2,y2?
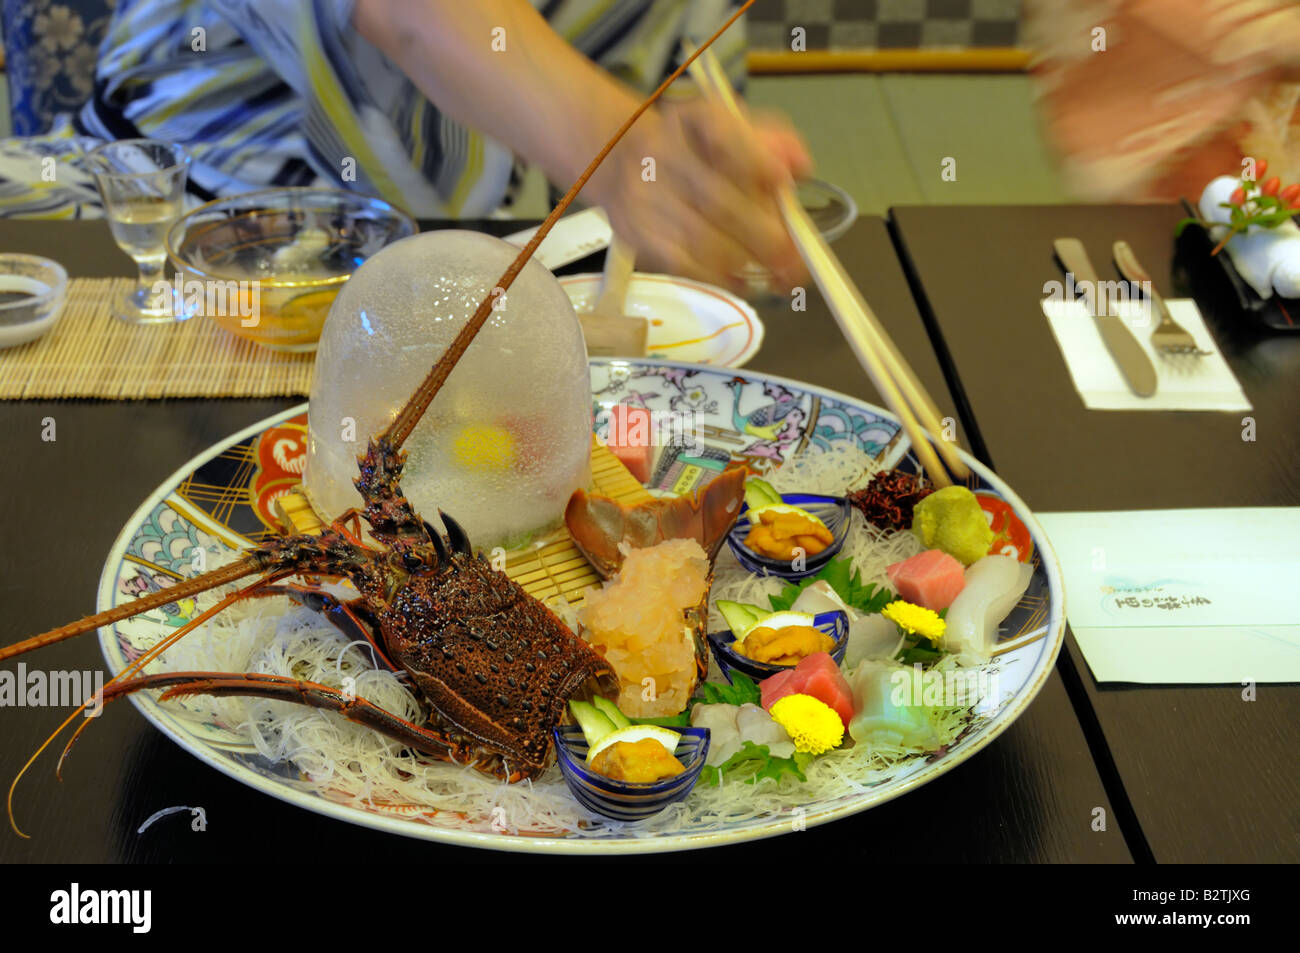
96,358,1064,853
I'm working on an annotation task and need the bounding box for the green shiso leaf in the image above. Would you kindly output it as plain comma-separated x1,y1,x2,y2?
700,741,807,787
895,639,945,666
768,555,894,616
629,712,692,728
699,671,761,707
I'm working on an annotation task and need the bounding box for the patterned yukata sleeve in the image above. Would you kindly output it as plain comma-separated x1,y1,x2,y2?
204,0,432,211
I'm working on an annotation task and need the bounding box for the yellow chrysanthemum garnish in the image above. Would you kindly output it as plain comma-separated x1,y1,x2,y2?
882,600,946,644
768,693,845,755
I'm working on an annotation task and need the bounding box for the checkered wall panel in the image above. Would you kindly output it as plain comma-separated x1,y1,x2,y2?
747,0,1021,50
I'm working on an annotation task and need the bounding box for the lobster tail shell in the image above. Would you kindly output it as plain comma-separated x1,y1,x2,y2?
564,466,747,579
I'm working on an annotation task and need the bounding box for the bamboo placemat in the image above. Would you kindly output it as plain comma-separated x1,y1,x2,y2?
0,277,314,399
276,439,654,608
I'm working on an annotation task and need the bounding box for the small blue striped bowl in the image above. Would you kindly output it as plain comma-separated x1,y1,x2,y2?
707,609,850,684
725,493,853,580
553,726,710,822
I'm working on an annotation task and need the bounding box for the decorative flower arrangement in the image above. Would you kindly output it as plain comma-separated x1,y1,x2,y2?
1177,160,1300,255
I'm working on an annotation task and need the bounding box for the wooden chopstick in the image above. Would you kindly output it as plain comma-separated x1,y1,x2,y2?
684,44,969,487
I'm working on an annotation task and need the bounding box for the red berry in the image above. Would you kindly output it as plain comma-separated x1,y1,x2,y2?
1261,176,1281,197
1230,187,1247,206
1279,183,1300,204
1253,159,1269,181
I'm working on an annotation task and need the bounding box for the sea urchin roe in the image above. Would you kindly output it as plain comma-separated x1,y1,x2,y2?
744,508,833,560
589,738,685,783
735,624,834,665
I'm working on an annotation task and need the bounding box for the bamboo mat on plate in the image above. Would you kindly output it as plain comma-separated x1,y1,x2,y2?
276,439,654,608
0,278,314,399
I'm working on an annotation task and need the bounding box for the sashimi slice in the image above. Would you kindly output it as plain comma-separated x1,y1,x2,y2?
759,652,853,729
605,404,654,483
759,668,798,709
942,554,1033,659
690,702,744,766
886,548,967,611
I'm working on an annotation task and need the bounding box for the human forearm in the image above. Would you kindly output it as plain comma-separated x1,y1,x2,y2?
353,0,641,189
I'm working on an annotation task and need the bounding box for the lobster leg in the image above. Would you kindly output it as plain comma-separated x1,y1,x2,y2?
260,581,397,671
89,672,514,778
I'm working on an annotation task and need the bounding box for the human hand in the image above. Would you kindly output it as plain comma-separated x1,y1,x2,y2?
585,99,812,294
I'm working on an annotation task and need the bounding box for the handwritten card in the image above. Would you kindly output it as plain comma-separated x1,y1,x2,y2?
1036,509,1300,684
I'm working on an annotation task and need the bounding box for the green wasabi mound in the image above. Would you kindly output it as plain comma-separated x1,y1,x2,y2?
911,486,994,567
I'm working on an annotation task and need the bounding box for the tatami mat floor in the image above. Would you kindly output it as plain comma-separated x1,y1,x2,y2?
507,73,1067,218
0,73,1066,215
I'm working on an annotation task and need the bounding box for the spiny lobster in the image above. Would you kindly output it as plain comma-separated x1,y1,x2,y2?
2,4,755,831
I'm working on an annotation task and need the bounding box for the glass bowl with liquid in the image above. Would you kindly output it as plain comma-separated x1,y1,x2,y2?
166,188,417,352
0,254,69,349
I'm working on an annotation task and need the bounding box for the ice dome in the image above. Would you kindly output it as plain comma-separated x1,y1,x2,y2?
303,229,591,550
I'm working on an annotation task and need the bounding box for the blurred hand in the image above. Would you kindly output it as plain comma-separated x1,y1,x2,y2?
586,99,812,294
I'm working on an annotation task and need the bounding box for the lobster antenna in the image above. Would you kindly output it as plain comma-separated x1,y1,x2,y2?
0,555,265,663
383,0,757,451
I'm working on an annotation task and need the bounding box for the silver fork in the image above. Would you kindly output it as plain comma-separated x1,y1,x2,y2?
1113,240,1212,356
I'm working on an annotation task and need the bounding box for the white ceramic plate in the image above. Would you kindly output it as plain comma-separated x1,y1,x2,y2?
561,273,763,366
92,359,1065,854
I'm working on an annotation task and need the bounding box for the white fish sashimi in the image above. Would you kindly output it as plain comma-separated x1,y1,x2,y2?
790,581,852,618
735,703,796,760
690,701,796,765
942,555,1032,659
843,613,900,667
790,578,901,666
845,659,943,750
690,703,743,766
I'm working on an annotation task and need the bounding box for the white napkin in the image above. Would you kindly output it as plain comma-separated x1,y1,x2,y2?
503,208,611,270
1041,297,1251,411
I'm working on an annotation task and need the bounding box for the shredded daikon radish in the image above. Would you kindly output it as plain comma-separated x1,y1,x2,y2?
764,442,882,497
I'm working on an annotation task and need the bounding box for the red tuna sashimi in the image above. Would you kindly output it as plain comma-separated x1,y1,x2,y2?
760,652,853,729
887,548,966,611
605,404,653,483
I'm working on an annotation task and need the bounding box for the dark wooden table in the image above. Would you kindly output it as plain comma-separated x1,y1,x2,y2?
891,203,1300,864
0,217,1126,862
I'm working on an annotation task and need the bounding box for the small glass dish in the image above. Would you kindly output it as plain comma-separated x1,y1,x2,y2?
553,725,710,821
707,609,850,684
0,253,69,349
166,187,416,352
725,492,853,580
796,177,858,244
738,177,859,299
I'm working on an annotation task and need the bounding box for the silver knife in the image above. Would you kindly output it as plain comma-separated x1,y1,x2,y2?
1053,238,1157,398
